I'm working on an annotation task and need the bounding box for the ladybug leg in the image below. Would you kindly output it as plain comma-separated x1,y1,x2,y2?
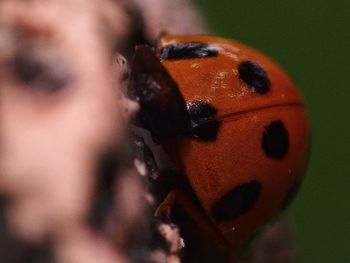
127,45,191,140
154,190,177,219
155,189,228,246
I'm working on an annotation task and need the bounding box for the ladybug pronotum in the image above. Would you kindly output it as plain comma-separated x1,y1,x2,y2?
128,34,310,251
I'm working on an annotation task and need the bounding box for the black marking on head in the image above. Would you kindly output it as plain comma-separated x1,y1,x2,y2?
212,180,262,222
280,181,302,210
262,120,289,159
187,101,221,141
11,52,70,93
160,42,218,60
128,45,191,139
238,60,271,94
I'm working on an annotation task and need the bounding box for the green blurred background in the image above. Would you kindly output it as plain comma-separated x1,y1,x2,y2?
195,0,350,262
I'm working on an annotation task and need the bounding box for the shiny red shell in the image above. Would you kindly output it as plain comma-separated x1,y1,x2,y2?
157,35,310,249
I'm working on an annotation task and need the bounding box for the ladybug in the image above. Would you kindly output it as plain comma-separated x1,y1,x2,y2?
127,35,310,251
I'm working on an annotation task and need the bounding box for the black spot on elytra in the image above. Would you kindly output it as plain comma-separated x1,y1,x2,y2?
187,101,221,141
160,42,218,60
280,181,302,210
212,180,262,222
238,60,271,94
262,120,289,159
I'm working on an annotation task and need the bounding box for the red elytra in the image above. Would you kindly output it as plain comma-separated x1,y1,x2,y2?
155,35,310,250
